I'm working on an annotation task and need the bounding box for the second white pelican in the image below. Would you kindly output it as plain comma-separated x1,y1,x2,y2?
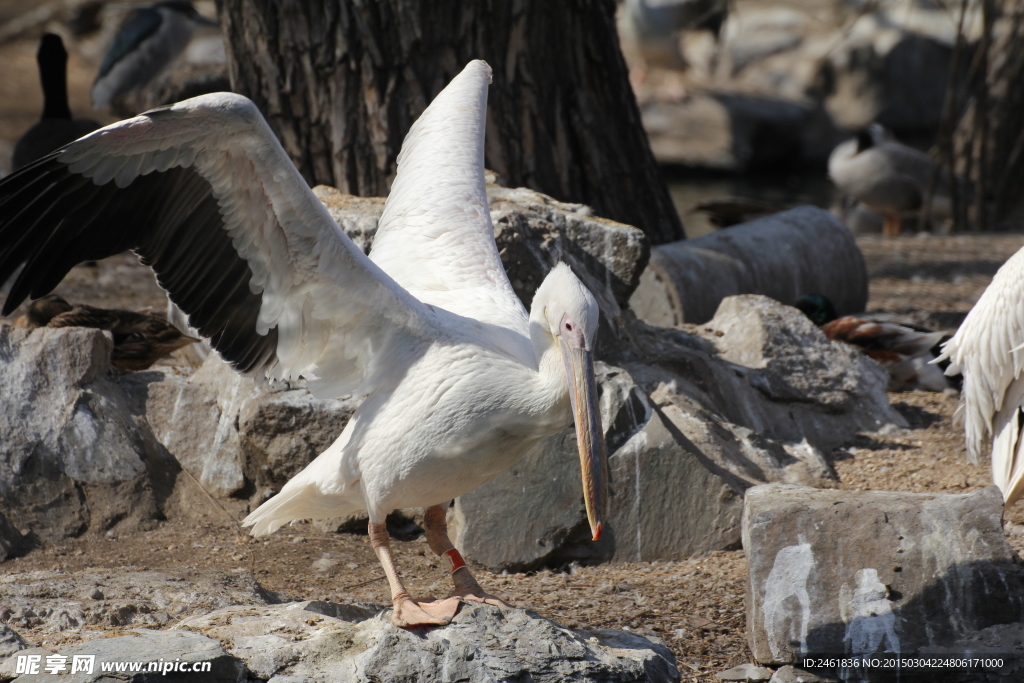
0,60,608,628
938,246,1024,506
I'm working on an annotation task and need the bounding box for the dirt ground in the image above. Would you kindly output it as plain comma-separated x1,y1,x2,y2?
2,235,1024,682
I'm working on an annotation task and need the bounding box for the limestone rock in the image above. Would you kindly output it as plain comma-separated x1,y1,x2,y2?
0,326,172,542
451,349,845,571
178,600,678,682
139,356,358,500
10,630,243,683
0,648,51,682
0,569,274,642
716,663,774,681
630,207,867,327
699,295,903,447
743,485,1024,668
0,513,29,562
316,180,650,340
627,296,903,452
0,624,27,660
452,294,902,570
769,666,838,683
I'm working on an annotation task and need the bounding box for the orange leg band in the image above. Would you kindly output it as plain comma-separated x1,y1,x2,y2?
443,548,467,574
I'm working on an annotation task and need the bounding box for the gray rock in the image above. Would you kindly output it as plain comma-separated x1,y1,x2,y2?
769,665,838,683
451,293,903,570
11,629,243,683
743,485,1024,668
317,179,650,331
716,662,774,681
628,296,904,451
0,648,51,682
178,600,678,682
139,356,359,501
0,512,29,562
641,94,843,172
0,327,172,542
0,624,27,660
630,207,867,327
0,569,273,641
699,295,903,447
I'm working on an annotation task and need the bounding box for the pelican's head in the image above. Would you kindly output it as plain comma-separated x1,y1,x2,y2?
530,263,608,541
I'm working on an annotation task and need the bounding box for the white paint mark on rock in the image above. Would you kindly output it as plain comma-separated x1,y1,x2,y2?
839,568,900,657
763,541,815,660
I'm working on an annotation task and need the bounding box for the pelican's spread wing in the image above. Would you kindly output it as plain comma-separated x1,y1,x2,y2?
370,60,528,332
0,93,434,399
938,246,1024,502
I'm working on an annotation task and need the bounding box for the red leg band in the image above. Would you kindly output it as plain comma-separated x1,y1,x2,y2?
443,548,467,574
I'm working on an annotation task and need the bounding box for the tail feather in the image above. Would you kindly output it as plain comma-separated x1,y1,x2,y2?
242,483,361,537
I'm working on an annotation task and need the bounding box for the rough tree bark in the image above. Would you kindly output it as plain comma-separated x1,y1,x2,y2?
216,0,685,245
941,0,1024,231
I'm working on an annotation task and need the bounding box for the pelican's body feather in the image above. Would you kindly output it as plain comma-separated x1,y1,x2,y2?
938,247,1024,504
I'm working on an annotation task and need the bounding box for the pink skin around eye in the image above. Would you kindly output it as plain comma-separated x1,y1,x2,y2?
559,312,587,350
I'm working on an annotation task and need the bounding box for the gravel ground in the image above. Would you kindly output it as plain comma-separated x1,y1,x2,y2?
3,234,1024,682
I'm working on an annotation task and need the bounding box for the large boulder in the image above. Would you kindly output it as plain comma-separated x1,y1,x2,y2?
0,587,678,683
8,630,243,683
629,207,868,327
743,485,1024,674
450,295,901,571
138,358,358,502
0,327,175,543
317,178,650,336
177,600,679,682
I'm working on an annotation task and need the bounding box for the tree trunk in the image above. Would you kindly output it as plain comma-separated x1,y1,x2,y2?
942,0,1024,230
216,0,685,245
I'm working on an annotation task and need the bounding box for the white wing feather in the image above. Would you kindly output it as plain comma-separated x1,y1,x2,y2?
370,60,528,333
58,93,439,399
938,246,1024,502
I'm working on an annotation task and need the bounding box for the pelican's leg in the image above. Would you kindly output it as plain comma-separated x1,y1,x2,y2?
423,504,509,607
368,521,460,628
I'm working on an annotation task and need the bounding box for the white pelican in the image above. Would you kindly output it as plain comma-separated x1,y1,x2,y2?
13,34,100,170
937,247,1024,505
91,0,218,109
0,60,608,628
828,124,951,236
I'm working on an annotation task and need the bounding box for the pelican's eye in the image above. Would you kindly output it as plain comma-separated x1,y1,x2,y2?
565,322,573,332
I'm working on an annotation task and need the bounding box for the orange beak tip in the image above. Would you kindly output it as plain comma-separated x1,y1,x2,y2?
592,523,603,542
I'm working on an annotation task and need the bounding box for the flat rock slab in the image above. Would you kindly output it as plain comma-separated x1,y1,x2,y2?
743,485,1024,671
769,666,838,683
716,662,773,681
178,600,679,682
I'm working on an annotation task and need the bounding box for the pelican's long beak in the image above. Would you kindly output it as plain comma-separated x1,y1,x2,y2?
559,338,608,541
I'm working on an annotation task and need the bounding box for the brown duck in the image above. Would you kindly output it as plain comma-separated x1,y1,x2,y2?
13,294,199,370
